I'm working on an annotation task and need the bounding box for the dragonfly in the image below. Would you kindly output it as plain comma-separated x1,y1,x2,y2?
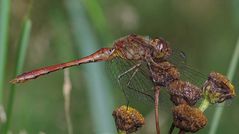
11,34,207,134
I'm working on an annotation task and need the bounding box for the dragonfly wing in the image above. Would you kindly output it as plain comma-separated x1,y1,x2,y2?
107,57,155,104
169,49,207,87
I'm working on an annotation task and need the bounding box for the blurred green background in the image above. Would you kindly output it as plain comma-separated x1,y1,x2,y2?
1,0,239,134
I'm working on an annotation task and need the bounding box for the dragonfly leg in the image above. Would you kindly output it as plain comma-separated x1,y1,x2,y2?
117,63,142,105
117,63,141,80
126,86,154,102
125,68,154,102
126,68,139,109
126,67,139,85
155,86,160,134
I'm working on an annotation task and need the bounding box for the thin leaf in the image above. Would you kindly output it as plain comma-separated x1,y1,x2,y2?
209,37,239,134
81,0,113,43
65,0,115,133
0,0,11,121
2,18,32,134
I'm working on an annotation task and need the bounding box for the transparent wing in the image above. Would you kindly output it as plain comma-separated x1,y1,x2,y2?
168,49,207,87
106,57,155,105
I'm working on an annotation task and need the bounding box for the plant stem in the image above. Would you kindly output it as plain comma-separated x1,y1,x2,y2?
118,130,127,134
81,0,113,43
63,69,73,134
2,18,31,134
209,38,239,134
0,0,11,105
199,99,210,112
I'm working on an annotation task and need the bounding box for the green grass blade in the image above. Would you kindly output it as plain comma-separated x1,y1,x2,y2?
0,0,11,104
2,18,32,134
81,0,113,43
15,19,32,74
65,0,115,133
209,38,239,134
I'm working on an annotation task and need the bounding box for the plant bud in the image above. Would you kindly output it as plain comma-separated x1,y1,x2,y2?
112,105,144,134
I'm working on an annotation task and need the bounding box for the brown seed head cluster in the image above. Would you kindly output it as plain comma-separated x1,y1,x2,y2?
203,72,236,103
168,80,202,106
112,105,144,134
172,104,207,133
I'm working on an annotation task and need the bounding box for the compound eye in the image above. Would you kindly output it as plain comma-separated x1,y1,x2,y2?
157,43,164,51
110,48,115,54
106,48,115,55
160,43,164,51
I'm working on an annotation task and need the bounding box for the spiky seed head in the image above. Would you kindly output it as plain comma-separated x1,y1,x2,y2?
202,72,236,104
168,80,202,106
172,104,207,133
112,105,144,134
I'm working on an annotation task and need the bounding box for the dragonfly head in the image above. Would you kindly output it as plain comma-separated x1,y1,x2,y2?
150,37,172,60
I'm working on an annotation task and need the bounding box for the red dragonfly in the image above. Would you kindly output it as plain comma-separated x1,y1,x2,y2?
11,34,206,134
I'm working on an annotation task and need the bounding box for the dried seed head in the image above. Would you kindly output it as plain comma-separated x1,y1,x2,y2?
168,80,202,106
202,72,236,104
172,104,207,133
150,61,180,87
112,105,144,134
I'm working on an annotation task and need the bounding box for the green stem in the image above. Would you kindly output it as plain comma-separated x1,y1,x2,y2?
209,38,239,134
118,130,127,134
81,0,113,43
199,99,210,112
0,0,11,105
2,18,31,134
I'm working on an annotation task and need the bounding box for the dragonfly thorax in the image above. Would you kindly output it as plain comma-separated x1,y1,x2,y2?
113,34,150,60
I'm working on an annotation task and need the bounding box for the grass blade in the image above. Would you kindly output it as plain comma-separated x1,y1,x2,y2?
14,19,32,74
65,0,115,133
209,38,239,134
2,18,32,134
81,0,113,43
0,0,11,109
